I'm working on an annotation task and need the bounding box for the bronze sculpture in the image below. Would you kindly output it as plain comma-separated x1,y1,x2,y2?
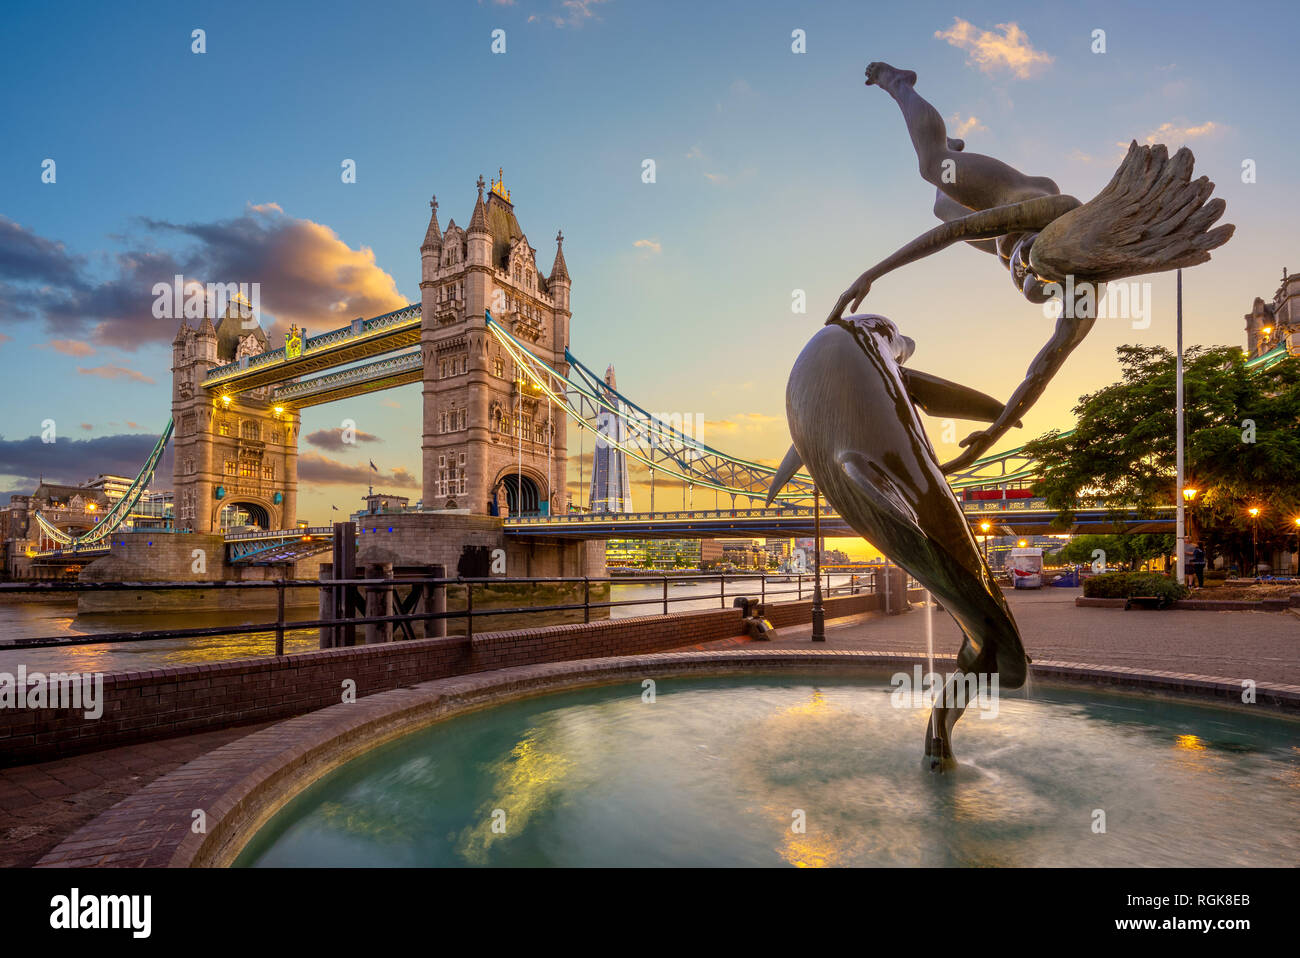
831,62,1234,471
774,63,1232,769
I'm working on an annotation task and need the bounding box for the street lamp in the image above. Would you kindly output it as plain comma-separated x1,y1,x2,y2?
1293,517,1300,575
979,521,991,567
1248,506,1261,577
1182,487,1198,556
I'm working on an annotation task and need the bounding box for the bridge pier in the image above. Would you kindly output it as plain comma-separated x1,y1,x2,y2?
77,531,322,613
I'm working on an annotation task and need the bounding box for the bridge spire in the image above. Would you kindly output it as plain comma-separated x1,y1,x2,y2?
422,194,442,251
549,229,570,283
469,176,489,235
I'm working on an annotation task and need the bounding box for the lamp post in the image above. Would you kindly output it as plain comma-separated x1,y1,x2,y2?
1175,268,1187,585
1248,506,1260,577
1293,517,1300,575
979,521,991,567
812,483,825,642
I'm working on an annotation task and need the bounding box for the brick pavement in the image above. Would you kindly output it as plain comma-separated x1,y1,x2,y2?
0,722,272,867
727,588,1300,685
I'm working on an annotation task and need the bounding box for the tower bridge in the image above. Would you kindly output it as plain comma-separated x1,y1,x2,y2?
31,173,1294,580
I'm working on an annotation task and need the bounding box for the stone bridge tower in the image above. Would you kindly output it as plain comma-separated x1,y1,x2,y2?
420,171,572,516
170,300,300,533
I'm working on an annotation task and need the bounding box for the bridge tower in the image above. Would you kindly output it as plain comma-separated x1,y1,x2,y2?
420,171,571,516
170,300,300,533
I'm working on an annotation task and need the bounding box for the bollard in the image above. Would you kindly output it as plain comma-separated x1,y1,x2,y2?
318,562,337,648
365,562,393,644
429,563,447,638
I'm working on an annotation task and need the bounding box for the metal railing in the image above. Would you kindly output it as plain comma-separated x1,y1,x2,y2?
0,571,881,658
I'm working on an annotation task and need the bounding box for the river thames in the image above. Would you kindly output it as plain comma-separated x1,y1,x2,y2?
0,575,865,674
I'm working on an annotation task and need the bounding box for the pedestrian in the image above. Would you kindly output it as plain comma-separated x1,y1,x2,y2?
1190,543,1206,589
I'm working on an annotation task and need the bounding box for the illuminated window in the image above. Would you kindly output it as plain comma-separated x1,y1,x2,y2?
493,358,503,378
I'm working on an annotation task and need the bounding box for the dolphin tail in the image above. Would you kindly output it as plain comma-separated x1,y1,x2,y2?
765,445,804,506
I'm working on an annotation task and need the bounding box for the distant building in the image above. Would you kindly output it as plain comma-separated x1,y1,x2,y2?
588,364,633,513
606,538,701,569
1244,267,1300,358
0,474,171,578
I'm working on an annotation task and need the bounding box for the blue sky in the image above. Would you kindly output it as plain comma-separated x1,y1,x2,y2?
2,0,1296,530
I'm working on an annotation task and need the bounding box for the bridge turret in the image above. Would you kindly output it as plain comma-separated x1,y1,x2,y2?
195,314,218,363
421,195,442,285
549,229,571,315
466,175,491,268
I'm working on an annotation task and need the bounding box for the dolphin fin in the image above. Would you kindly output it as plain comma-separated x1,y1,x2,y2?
901,368,1004,423
765,445,804,506
838,451,920,529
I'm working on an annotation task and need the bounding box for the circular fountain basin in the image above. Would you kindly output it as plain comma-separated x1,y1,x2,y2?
234,676,1299,867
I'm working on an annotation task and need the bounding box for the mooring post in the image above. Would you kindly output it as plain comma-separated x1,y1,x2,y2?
430,563,447,638
365,562,393,644
662,575,668,615
333,521,357,646
318,561,336,648
274,578,286,656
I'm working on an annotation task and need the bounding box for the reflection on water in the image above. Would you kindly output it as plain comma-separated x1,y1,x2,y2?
0,576,863,673
236,677,1300,868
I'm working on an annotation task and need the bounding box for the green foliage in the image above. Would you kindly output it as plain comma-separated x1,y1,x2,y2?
1049,533,1174,570
1083,571,1190,604
1025,345,1300,567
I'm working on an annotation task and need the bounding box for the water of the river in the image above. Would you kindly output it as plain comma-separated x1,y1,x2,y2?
0,575,865,674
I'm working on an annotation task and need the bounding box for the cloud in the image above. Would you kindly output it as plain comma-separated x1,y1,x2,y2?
536,0,611,27
297,452,418,488
46,338,95,357
935,19,1053,79
949,113,987,138
0,333,10,346
703,172,728,184
305,426,382,451
684,145,704,160
79,423,93,431
633,239,662,254
1140,120,1221,145
703,412,783,434
76,364,155,385
0,432,169,489
0,205,407,351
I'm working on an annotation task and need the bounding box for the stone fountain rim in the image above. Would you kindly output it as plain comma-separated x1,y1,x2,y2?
35,649,1300,869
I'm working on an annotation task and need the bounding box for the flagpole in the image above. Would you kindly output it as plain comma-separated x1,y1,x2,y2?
1175,269,1186,585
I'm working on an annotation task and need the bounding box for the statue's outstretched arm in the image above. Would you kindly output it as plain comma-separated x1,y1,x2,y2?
826,194,1080,323
939,312,1095,474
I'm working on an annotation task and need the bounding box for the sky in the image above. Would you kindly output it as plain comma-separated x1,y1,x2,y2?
1,0,1296,556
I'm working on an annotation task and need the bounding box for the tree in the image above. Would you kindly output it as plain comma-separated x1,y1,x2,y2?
1049,533,1174,571
1025,345,1300,569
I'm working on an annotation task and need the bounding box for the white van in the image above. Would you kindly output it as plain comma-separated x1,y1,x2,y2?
1008,547,1043,589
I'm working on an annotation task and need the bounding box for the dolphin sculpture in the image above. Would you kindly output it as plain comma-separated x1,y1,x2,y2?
768,314,1029,771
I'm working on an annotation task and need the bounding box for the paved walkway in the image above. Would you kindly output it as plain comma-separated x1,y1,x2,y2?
704,587,1300,685
0,722,272,867
4,587,1295,866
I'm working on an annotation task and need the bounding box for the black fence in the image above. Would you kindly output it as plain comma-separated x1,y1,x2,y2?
0,571,883,656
